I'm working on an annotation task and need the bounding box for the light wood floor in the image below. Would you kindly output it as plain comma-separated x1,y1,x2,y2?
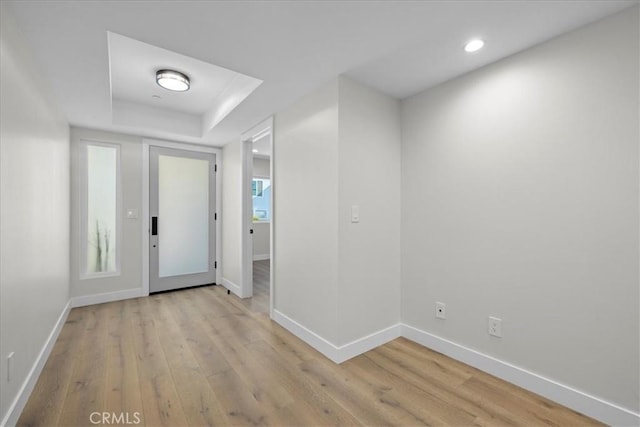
19,266,600,426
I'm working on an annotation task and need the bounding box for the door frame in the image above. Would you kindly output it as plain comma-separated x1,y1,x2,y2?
142,138,222,296
240,117,274,317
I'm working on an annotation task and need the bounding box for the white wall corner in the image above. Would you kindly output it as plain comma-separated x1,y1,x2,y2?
1,300,71,427
272,309,401,364
70,287,147,308
400,324,640,427
333,323,402,364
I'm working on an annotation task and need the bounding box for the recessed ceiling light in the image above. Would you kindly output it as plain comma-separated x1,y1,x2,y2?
156,69,190,92
252,149,259,153
464,39,484,53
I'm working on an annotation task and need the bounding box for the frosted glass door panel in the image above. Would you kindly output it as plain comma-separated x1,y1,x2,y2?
158,155,209,277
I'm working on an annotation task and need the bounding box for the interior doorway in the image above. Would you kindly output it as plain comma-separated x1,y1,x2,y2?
240,117,274,316
250,145,271,313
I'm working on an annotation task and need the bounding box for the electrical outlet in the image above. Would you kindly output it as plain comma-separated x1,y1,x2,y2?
435,302,446,319
488,317,502,338
7,352,14,382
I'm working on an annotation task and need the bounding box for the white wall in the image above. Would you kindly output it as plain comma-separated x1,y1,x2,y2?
0,2,70,423
253,157,270,177
222,140,244,293
274,76,402,349
274,79,340,342
336,76,401,345
401,7,639,413
252,222,270,260
70,127,143,298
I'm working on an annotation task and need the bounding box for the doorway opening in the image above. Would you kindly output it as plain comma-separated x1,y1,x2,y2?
240,117,274,316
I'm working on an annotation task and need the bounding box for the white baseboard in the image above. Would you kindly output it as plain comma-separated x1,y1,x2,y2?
269,311,638,425
335,322,402,363
272,309,400,364
401,324,640,427
70,287,147,308
272,310,341,362
253,254,270,261
222,277,251,298
1,300,71,427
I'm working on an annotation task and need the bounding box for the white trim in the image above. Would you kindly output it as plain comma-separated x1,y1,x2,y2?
141,138,222,296
240,140,253,299
241,117,273,142
272,310,341,362
268,118,274,320
336,323,402,364
70,287,146,308
241,116,274,316
1,301,71,427
78,139,122,280
272,309,401,364
253,254,270,261
142,141,150,295
222,277,250,298
401,324,640,426
142,138,220,154
267,312,638,425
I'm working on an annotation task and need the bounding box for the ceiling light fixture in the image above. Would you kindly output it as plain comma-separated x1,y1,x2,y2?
156,69,190,92
252,149,259,153
464,39,484,53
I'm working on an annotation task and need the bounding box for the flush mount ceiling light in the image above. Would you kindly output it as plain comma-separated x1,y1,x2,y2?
156,69,190,92
464,39,485,53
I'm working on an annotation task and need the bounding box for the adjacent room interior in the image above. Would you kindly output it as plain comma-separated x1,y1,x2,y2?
1,1,639,426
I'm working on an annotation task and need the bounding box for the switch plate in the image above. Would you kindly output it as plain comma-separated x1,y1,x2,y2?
435,302,446,319
488,316,502,338
351,205,359,223
7,352,14,381
126,208,138,219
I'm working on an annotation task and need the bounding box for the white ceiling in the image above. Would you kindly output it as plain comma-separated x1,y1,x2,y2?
108,32,262,138
253,134,272,158
7,0,637,146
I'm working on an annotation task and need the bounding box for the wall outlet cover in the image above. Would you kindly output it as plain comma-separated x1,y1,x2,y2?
436,302,446,319
489,316,502,338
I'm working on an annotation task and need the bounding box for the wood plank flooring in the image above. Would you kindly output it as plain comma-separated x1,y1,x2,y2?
18,262,601,426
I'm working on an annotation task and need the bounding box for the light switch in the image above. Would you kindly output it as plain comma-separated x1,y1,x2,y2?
126,208,138,219
351,205,359,223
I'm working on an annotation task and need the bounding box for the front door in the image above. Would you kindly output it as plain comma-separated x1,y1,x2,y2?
149,147,216,293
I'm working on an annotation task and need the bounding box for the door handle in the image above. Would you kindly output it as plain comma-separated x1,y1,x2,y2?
152,217,158,235
250,229,254,234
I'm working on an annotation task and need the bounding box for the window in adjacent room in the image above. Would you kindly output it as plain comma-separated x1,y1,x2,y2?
252,177,270,221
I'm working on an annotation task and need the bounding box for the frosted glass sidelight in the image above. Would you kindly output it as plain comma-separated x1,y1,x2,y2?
87,145,117,274
158,155,209,277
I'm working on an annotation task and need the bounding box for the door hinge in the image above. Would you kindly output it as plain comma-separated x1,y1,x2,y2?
215,164,217,172
214,213,217,220
214,261,217,269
